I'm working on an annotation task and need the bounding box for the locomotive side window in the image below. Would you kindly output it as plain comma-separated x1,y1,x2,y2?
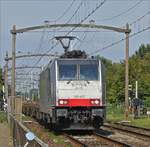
59,64,77,80
80,64,98,80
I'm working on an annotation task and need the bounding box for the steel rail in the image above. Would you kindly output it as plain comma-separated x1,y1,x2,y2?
94,132,131,147
114,122,150,131
64,134,87,147
64,132,131,147
104,124,150,139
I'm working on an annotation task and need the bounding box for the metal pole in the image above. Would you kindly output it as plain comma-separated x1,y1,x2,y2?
11,25,16,114
6,53,59,61
135,81,138,99
4,52,10,123
125,23,130,120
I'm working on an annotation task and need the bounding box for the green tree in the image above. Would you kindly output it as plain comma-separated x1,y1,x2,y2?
0,67,2,90
97,44,150,107
96,55,125,104
129,44,150,107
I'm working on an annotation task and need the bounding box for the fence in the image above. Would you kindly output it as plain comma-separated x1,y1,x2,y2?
10,114,49,147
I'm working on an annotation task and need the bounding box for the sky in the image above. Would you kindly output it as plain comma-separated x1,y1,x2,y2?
0,0,150,90
0,0,150,64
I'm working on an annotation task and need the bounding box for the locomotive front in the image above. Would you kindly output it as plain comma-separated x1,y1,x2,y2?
55,58,105,129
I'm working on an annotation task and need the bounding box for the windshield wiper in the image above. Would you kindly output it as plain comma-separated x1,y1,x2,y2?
67,79,73,84
85,80,90,84
67,79,90,84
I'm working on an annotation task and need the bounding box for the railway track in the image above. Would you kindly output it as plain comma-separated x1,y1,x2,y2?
64,132,131,147
103,123,150,140
114,123,150,134
23,116,150,147
101,123,150,147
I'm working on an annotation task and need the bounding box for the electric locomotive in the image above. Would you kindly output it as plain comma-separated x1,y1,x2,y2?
39,49,106,130
23,36,106,130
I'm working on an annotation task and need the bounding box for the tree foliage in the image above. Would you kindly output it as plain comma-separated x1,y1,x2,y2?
0,68,2,90
97,44,150,107
0,68,3,100
129,44,150,107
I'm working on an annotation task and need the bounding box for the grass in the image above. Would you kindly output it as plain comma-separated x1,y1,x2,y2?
107,105,124,122
46,129,72,146
31,126,72,147
130,117,150,128
0,111,7,123
106,105,150,128
22,114,32,121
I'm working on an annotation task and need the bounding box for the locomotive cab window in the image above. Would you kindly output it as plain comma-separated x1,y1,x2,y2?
80,64,99,80
59,64,77,80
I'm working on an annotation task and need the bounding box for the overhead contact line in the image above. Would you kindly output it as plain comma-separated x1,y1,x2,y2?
90,26,150,55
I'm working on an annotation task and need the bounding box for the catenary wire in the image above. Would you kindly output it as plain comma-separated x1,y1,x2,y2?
54,0,76,22
129,11,150,26
23,0,76,69
23,0,107,78
65,1,83,24
99,0,143,22
29,0,107,66
90,25,150,55
65,0,107,36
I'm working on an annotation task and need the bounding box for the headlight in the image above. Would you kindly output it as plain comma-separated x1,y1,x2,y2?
59,99,68,105
90,99,100,105
95,100,99,104
59,100,64,104
91,100,95,104
63,100,68,104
